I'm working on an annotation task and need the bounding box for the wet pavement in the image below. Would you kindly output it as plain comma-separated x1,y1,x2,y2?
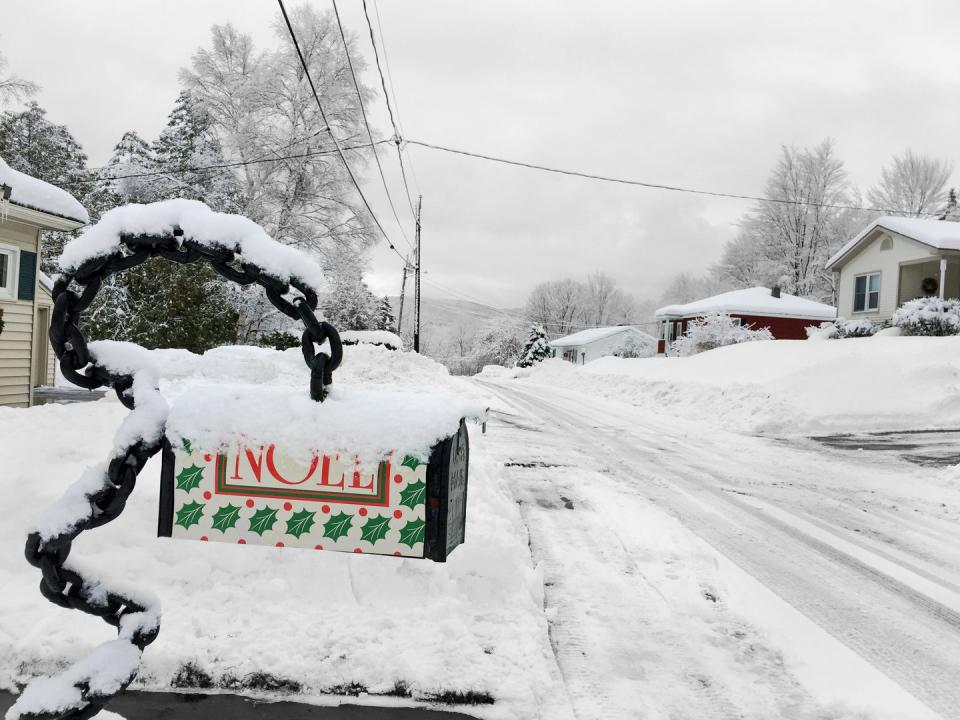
809,428,960,467
0,690,479,719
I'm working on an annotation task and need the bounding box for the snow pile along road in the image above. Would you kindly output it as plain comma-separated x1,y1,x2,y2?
510,336,960,435
0,346,558,719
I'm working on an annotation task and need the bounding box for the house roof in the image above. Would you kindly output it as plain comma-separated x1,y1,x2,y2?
655,287,836,321
826,216,960,270
0,155,89,225
550,325,653,347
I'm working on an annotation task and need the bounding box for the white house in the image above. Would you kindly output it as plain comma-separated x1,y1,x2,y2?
0,156,88,407
826,216,960,322
550,326,656,364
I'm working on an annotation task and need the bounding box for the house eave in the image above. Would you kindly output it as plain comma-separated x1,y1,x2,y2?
3,201,87,231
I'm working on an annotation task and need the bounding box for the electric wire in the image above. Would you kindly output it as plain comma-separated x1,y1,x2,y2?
362,0,418,216
331,0,414,251
406,139,934,216
277,0,406,260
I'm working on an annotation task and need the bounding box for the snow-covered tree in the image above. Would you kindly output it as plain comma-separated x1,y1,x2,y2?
0,102,107,270
939,188,960,222
714,139,863,302
473,325,525,371
869,150,952,217
319,260,378,331
671,313,773,357
525,279,585,336
517,324,550,367
0,49,38,106
108,131,159,204
374,296,396,331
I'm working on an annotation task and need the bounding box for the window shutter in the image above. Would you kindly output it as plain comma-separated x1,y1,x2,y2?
18,250,36,302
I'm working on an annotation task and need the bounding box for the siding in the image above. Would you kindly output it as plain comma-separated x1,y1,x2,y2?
836,230,942,321
0,220,39,407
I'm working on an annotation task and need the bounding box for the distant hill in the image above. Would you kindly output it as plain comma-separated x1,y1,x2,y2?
388,295,523,355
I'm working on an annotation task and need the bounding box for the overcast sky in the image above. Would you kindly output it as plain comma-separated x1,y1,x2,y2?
3,0,960,308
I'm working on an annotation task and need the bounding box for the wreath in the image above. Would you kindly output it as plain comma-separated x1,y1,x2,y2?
922,276,939,296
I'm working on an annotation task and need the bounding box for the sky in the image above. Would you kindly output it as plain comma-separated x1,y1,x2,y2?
3,0,960,309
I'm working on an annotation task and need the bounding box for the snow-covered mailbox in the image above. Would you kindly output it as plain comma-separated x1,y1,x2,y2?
12,200,472,720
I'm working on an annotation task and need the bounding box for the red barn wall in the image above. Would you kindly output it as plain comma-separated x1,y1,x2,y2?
730,314,820,339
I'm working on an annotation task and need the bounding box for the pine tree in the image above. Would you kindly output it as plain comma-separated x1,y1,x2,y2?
517,325,551,368
0,101,106,270
940,188,960,222
375,296,396,331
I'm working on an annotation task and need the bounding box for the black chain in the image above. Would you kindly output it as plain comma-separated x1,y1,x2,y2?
17,227,342,720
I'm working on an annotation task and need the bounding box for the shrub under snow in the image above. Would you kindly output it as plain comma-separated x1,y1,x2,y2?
671,312,773,357
893,297,960,336
835,318,880,338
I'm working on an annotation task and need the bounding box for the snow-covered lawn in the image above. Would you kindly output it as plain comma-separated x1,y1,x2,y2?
0,347,563,719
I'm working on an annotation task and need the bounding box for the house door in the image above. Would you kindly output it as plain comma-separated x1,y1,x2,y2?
33,306,49,387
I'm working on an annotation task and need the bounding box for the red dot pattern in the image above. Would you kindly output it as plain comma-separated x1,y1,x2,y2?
283,502,293,512
245,499,255,508
321,504,330,514
393,474,403,484
237,539,246,545
200,536,208,542
275,542,285,548
203,453,212,462
393,510,403,519
203,491,212,500
314,544,323,550
358,507,368,517
353,548,362,553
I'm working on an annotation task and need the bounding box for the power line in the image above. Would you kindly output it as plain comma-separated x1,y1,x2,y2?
277,0,405,260
362,0,417,217
406,139,931,216
331,0,413,251
89,139,391,182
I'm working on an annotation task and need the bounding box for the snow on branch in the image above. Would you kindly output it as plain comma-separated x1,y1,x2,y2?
672,312,773,357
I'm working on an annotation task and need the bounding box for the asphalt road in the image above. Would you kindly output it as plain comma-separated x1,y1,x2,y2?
0,691,478,719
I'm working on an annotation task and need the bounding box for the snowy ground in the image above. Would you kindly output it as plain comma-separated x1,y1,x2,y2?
3,339,959,719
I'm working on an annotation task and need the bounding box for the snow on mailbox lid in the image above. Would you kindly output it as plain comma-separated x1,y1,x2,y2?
159,381,477,561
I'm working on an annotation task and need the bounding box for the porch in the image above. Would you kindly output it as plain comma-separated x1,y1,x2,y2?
898,255,960,305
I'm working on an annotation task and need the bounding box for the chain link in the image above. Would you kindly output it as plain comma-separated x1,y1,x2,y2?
18,227,342,719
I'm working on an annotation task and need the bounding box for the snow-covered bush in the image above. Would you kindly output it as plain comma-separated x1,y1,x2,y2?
835,318,880,338
517,324,551,367
893,297,960,336
617,331,657,358
805,322,838,340
671,313,773,357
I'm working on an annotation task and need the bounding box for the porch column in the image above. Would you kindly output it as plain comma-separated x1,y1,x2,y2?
940,257,947,300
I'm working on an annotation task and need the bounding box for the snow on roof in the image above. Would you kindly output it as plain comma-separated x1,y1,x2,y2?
550,325,651,347
59,199,326,293
655,287,836,320
827,216,960,269
0,155,88,224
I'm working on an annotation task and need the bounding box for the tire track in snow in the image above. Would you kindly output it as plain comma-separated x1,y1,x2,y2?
480,380,957,719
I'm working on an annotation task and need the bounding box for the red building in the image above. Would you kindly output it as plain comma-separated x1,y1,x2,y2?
655,286,837,352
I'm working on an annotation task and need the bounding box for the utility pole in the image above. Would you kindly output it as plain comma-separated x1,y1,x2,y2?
414,195,422,353
397,260,409,334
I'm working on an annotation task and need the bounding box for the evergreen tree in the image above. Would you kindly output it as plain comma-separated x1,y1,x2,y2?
375,296,396,331
517,325,551,368
319,264,378,331
0,101,107,269
940,188,960,222
86,95,242,353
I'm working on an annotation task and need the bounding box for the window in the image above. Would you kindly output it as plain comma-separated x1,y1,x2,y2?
880,236,893,251
854,272,880,312
0,245,18,301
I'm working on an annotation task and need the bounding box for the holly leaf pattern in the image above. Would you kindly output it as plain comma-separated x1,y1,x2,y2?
176,464,204,493
286,509,317,539
323,512,353,542
175,501,204,530
401,455,423,470
248,506,279,536
398,518,426,548
182,438,193,454
399,480,426,509
360,514,392,544
211,504,241,533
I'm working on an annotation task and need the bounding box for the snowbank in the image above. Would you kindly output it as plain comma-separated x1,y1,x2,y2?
0,347,553,718
514,337,960,435
58,200,324,292
0,155,88,223
340,330,403,350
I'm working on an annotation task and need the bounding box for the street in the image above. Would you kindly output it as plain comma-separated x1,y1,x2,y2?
476,378,960,720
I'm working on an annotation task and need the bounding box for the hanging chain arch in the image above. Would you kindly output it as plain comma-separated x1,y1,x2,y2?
14,226,342,720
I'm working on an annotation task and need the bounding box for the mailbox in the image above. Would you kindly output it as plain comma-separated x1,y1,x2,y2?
159,419,469,562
